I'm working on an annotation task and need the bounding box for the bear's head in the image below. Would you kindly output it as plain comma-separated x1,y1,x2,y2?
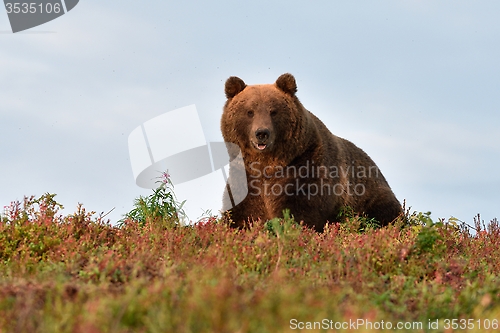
221,73,313,165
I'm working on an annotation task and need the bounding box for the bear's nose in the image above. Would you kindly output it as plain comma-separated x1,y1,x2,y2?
255,128,270,142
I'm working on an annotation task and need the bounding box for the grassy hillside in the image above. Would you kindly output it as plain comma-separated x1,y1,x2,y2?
1,190,499,333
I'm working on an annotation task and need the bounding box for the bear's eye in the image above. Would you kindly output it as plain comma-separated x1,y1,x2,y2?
247,110,254,118
270,110,277,117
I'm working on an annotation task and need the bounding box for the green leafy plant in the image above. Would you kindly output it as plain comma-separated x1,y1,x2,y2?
264,209,300,237
119,171,186,228
337,205,382,232
415,225,443,254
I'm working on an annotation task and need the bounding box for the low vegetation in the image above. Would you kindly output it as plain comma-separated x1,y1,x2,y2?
1,183,499,332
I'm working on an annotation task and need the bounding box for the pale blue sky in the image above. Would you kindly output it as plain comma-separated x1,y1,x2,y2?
1,1,499,226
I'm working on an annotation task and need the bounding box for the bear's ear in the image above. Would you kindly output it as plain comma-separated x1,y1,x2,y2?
225,76,246,99
276,73,297,96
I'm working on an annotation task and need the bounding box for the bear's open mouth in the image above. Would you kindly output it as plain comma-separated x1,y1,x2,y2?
253,141,268,151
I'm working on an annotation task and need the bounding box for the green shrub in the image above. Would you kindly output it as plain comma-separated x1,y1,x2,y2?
119,171,186,228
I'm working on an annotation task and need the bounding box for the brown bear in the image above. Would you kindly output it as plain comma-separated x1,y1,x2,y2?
221,73,402,231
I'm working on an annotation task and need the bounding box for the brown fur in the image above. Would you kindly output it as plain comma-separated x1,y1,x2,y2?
221,73,402,231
